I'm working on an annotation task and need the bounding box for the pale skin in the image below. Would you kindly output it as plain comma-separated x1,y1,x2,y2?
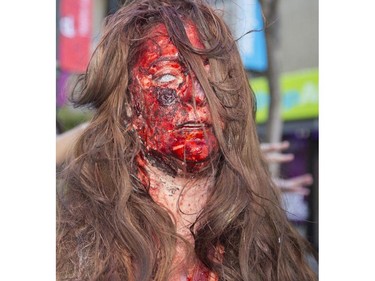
145,161,217,280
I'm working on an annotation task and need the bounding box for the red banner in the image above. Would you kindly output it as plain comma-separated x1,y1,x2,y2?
58,0,92,73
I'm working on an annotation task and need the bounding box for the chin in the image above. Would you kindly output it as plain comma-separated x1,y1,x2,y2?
174,147,221,175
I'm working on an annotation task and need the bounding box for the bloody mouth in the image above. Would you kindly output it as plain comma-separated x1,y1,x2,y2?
175,121,210,130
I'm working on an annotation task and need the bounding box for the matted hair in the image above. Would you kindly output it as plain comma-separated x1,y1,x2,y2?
57,0,317,280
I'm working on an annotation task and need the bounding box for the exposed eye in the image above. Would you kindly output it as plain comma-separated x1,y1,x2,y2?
156,74,176,83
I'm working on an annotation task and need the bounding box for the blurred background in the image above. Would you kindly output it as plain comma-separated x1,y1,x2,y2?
56,0,318,253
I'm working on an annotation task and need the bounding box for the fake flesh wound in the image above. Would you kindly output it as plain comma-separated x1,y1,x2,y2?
131,23,219,173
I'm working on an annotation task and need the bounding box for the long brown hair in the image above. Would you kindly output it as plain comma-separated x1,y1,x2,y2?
57,0,317,280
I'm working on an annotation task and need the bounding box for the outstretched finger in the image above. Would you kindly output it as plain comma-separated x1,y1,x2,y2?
285,174,313,187
260,141,290,153
273,174,313,195
264,152,294,163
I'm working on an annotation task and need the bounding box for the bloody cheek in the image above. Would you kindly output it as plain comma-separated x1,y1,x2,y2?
134,84,218,164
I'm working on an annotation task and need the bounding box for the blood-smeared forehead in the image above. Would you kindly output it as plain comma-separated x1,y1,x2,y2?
135,22,205,69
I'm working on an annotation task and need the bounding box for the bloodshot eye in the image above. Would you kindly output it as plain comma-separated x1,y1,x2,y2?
155,87,178,106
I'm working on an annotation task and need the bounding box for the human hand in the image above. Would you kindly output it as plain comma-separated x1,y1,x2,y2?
273,174,313,195
260,141,295,164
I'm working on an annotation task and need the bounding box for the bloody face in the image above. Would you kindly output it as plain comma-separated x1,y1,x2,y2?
130,23,219,174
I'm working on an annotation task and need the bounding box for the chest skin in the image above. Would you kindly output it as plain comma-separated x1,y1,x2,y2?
145,163,218,281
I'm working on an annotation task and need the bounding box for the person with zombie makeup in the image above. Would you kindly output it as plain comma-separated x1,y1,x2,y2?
57,0,317,280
